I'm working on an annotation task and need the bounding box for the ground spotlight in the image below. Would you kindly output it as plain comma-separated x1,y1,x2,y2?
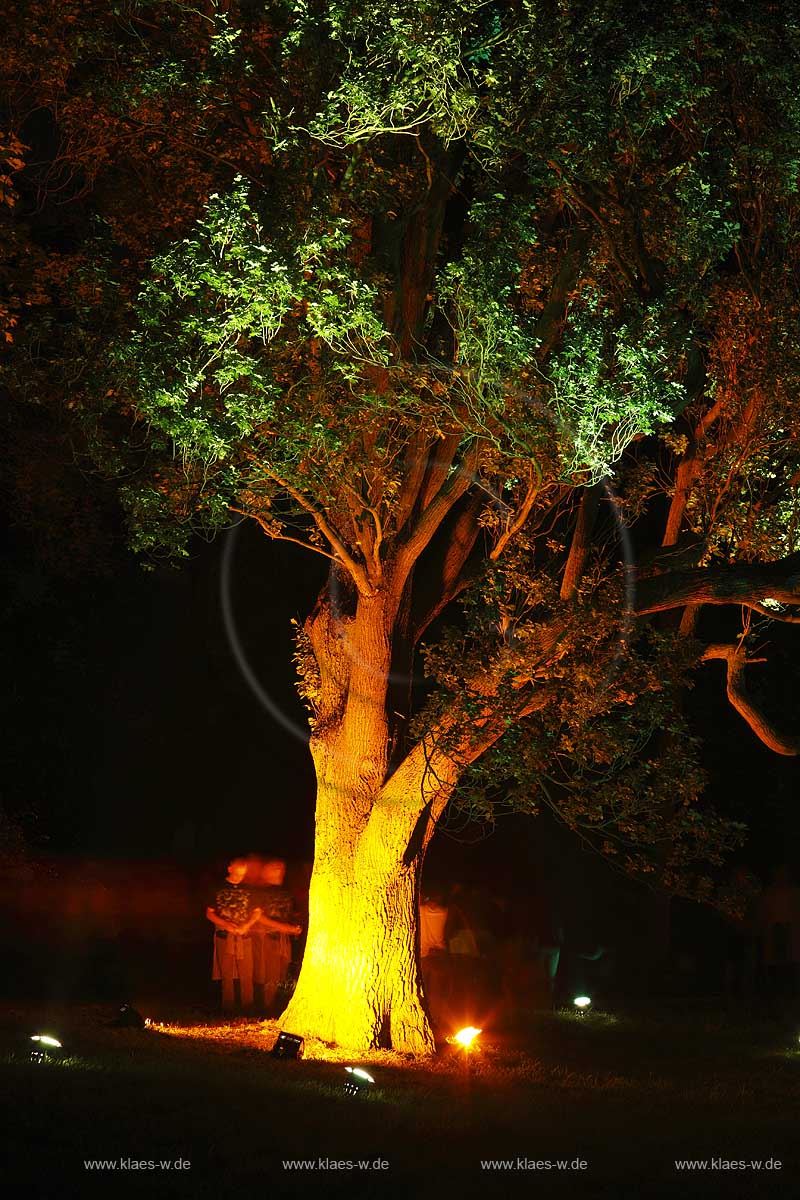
452,1026,482,1049
109,1003,145,1029
343,1066,374,1096
271,1031,305,1060
30,1034,63,1064
573,995,592,1013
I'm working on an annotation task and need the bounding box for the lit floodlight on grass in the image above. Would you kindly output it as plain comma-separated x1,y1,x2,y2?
453,1026,482,1049
343,1066,374,1096
30,1034,63,1064
573,995,592,1011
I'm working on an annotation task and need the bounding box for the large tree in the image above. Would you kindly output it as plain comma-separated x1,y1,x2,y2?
3,1,800,1051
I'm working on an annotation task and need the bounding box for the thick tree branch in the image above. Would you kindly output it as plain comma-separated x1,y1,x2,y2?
394,440,480,588
418,430,463,510
559,482,601,599
635,554,800,615
411,492,485,643
340,479,382,579
534,224,590,358
393,428,434,533
701,644,799,756
377,683,554,816
662,396,726,548
663,455,700,549
387,138,463,357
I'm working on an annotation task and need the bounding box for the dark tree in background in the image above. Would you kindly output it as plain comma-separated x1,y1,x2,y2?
2,1,800,1050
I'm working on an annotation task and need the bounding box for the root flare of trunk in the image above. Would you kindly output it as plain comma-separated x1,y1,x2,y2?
279,858,436,1055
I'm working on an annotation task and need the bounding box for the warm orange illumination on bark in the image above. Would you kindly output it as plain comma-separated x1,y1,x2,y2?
280,855,435,1054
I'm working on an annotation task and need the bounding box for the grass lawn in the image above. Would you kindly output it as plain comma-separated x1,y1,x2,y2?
2,1001,798,1198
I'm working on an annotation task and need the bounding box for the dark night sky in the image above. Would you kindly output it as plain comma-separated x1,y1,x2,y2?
2,503,799,920
2,518,320,863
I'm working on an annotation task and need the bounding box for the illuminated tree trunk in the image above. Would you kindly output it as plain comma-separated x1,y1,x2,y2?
278,588,451,1054
279,786,436,1054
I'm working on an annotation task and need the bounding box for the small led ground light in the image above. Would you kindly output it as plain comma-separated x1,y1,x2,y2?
573,995,592,1014
343,1066,374,1097
30,1034,63,1064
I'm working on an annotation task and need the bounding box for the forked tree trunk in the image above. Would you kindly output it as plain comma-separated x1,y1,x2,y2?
279,775,436,1054
272,488,489,1052
279,846,433,1053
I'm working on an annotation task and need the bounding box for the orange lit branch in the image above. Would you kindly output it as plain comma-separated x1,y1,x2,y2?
701,643,799,757
394,429,435,532
378,676,554,825
411,493,485,642
490,468,542,563
559,482,601,599
419,430,465,511
395,439,481,589
229,506,342,565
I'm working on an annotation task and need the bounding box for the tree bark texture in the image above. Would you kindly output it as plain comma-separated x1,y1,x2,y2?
279,776,437,1053
279,577,466,1053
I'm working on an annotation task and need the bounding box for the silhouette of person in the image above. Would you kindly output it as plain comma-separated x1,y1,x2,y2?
722,865,759,1009
206,857,262,1013
250,859,302,1012
420,889,451,1027
758,864,800,1015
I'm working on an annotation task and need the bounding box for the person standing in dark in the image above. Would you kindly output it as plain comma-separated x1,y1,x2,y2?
419,889,451,1029
722,866,759,1011
206,857,262,1013
757,864,800,1017
250,859,302,1013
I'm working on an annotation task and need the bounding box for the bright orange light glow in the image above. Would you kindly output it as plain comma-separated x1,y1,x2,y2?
453,1025,482,1048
